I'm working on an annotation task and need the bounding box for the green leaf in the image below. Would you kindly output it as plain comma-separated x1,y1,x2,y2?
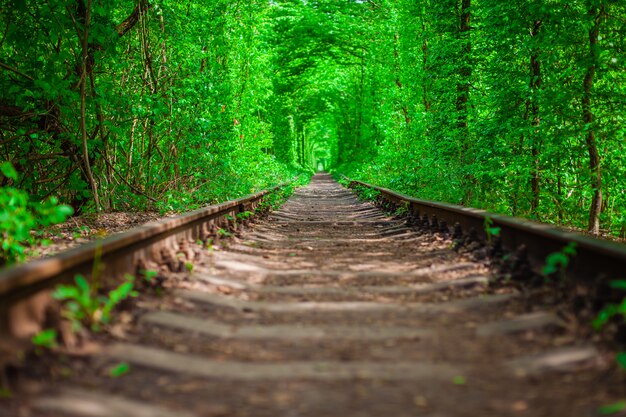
54,204,74,219
609,280,626,291
53,285,80,300
1,162,18,180
487,226,501,236
598,401,626,415
616,352,626,370
108,362,130,378
563,242,577,256
594,303,623,331
31,329,58,348
141,269,159,281
453,375,466,385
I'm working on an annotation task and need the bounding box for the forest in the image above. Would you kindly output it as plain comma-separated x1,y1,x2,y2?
1,0,625,264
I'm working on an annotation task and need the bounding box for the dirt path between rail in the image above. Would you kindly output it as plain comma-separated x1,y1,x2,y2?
2,173,623,417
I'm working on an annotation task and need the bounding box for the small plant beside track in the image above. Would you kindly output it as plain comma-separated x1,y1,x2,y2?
53,274,137,332
483,217,501,245
541,242,577,282
31,329,59,350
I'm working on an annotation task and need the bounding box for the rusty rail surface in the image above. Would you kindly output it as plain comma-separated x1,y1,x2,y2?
0,181,293,337
347,178,626,288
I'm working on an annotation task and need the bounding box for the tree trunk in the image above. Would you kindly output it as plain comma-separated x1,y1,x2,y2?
583,4,604,235
457,0,472,203
528,19,542,215
456,0,471,132
421,10,430,112
79,0,100,210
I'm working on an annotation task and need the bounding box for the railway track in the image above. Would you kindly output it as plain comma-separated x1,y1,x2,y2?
1,173,625,416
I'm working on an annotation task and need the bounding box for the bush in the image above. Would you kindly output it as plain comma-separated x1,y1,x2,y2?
0,162,73,266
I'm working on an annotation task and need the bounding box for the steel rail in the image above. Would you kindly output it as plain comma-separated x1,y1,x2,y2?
347,178,626,285
0,181,294,336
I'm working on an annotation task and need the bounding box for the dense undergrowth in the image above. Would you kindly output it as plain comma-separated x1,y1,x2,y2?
0,1,311,217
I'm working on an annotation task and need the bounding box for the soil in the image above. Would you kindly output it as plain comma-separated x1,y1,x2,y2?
28,212,166,260
1,173,625,417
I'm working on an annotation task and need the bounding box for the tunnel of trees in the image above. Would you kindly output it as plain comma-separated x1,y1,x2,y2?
1,0,625,242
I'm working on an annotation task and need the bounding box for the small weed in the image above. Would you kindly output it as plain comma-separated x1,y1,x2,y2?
53,274,138,332
184,261,194,272
218,228,233,238
592,279,626,373
483,216,501,245
593,280,626,331
593,300,626,331
394,203,409,217
598,400,626,415
108,362,130,378
237,211,254,221
355,186,380,202
31,329,58,349
140,269,159,282
541,242,577,281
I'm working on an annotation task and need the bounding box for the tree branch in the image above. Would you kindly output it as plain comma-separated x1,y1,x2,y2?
103,156,158,202
0,61,34,81
116,0,152,37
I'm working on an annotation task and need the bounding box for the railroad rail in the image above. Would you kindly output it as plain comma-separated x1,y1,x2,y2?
347,177,626,291
0,181,293,338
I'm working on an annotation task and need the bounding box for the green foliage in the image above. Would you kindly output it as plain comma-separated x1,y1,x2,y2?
350,184,380,202
237,211,254,221
598,401,626,415
140,269,159,282
0,162,17,180
31,329,58,349
541,242,577,279
592,280,626,331
108,362,130,378
593,280,626,376
1,1,305,217
256,183,300,214
53,274,137,332
483,217,501,245
393,203,409,217
0,163,73,266
332,0,626,238
217,229,233,238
